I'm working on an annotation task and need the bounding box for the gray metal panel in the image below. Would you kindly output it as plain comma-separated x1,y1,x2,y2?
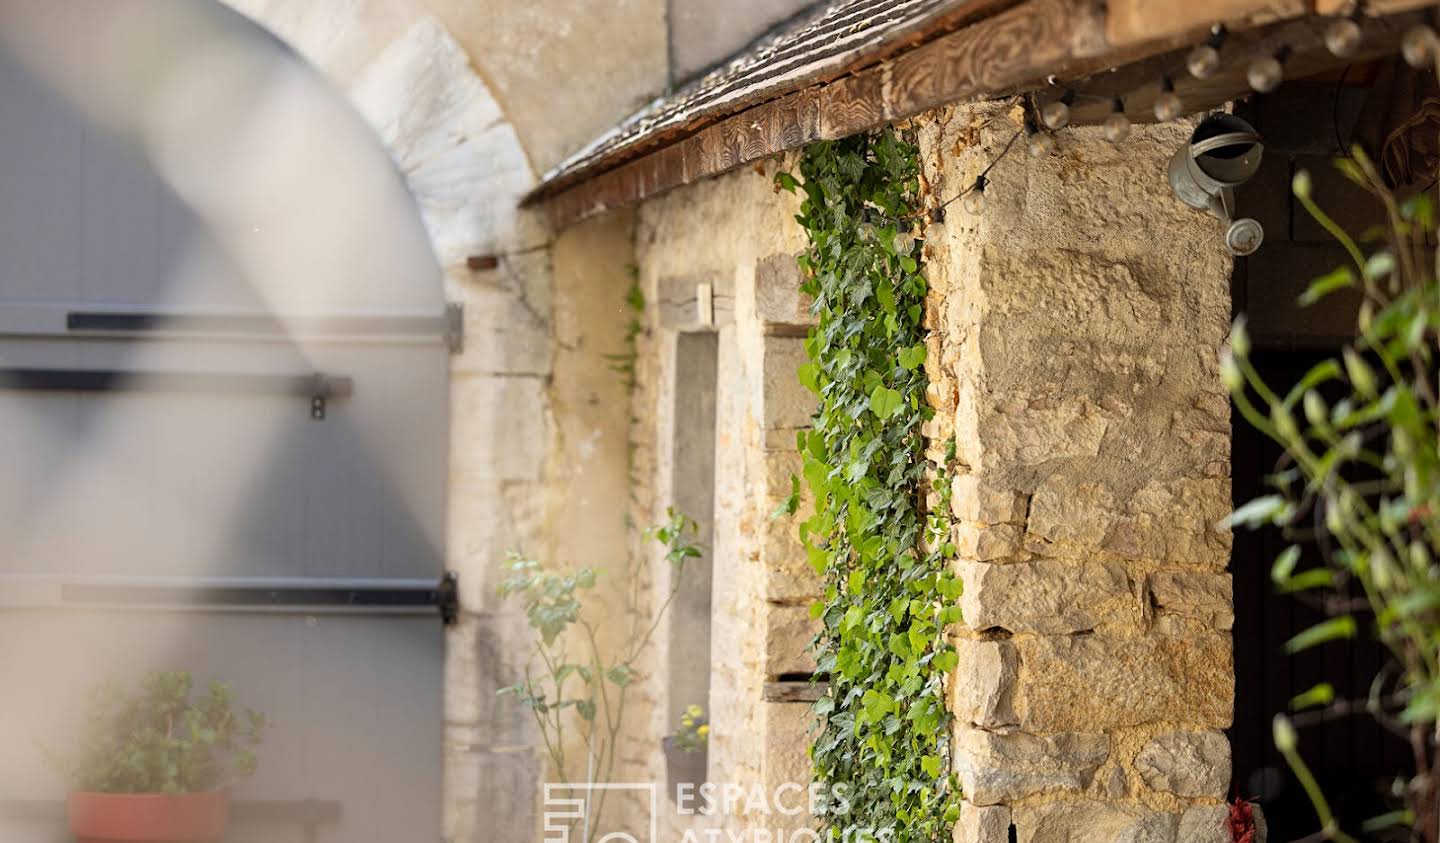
0,3,447,840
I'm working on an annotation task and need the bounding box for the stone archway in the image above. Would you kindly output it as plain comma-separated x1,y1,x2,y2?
218,4,551,840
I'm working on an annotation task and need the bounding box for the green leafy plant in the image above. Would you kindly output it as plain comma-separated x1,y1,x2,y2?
1224,147,1440,843
499,508,700,842
48,670,267,794
778,128,962,841
671,704,709,754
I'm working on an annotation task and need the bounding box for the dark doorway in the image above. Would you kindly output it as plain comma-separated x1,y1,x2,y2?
1230,350,1411,839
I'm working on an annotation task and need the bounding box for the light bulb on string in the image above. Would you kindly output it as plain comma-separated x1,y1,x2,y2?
1153,77,1182,122
1025,115,1055,158
1041,90,1075,130
1247,45,1290,93
1187,24,1227,79
1102,98,1130,144
1324,10,1363,58
962,176,986,216
1403,24,1438,68
926,206,947,240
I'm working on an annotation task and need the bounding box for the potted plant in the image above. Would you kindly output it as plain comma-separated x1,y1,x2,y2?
47,670,268,843
661,704,708,802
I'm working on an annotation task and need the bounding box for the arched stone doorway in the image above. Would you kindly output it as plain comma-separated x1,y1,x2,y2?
0,1,546,840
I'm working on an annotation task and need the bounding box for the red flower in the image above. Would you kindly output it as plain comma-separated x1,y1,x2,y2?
1227,795,1257,843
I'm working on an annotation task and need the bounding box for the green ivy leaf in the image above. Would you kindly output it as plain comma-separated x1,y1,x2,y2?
869,385,903,419
789,129,959,841
897,344,926,371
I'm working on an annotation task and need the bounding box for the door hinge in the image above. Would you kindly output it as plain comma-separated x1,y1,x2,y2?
438,571,460,626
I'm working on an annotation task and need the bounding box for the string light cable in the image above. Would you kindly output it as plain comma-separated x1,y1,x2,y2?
920,8,1426,225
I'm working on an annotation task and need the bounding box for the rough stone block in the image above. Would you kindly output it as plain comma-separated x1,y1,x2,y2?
957,559,1140,635
1176,804,1230,843
950,638,1019,730
1026,476,1230,569
978,394,1109,466
951,475,1028,525
755,253,814,326
764,701,820,797
1015,633,1233,731
1025,478,1115,553
765,603,818,677
1013,802,1177,843
765,514,820,603
1136,730,1231,799
1148,571,1233,631
954,803,1011,843
952,728,1110,805
1109,479,1232,567
954,523,1022,562
763,338,818,430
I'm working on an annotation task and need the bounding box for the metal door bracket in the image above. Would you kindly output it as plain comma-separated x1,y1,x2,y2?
0,368,354,420
438,571,460,626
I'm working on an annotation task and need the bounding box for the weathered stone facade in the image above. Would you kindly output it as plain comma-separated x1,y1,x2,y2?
629,159,822,839
610,98,1239,842
916,103,1235,842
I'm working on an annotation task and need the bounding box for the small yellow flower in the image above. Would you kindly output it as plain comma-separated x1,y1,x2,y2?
686,704,703,718
696,725,709,738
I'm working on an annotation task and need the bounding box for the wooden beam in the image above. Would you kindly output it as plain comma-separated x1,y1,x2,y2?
538,0,1109,229
1066,13,1416,125
530,0,1025,200
1316,0,1435,14
762,680,828,703
1105,0,1307,50
535,0,1425,230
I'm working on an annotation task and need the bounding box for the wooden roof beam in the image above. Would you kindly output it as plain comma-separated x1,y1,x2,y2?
533,0,1434,231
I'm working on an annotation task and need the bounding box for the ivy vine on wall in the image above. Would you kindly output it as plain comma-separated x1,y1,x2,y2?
777,128,963,841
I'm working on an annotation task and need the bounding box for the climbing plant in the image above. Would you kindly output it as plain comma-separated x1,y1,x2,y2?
777,128,963,841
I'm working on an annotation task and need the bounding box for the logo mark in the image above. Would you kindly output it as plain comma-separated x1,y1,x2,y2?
542,782,658,843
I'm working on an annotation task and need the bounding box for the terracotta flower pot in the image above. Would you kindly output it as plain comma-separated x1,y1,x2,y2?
67,789,231,843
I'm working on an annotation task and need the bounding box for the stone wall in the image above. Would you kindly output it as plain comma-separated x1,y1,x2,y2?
915,104,1237,842
630,159,820,838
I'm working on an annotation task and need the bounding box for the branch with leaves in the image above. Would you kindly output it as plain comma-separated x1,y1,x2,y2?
498,508,700,843
1224,146,1440,843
